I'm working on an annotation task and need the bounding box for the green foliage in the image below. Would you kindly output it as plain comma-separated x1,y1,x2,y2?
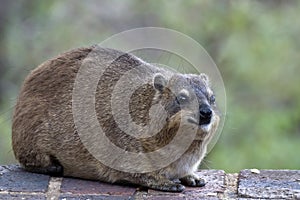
0,104,15,164
1,0,299,172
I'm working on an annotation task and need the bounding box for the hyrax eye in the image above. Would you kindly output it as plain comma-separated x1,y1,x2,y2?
209,95,216,104
176,93,189,104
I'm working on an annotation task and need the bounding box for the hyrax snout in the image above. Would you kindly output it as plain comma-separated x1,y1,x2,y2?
12,46,220,192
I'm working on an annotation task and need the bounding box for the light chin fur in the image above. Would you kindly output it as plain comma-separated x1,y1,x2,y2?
199,123,212,133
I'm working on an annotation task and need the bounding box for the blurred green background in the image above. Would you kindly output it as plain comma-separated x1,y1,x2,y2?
0,0,299,173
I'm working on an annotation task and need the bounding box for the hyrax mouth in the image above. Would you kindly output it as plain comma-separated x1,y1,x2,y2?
187,116,212,133
187,103,213,131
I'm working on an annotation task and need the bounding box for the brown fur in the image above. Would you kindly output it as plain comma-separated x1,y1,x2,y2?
12,46,220,192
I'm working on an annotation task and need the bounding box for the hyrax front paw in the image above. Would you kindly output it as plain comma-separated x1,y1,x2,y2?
180,174,206,187
129,174,186,192
154,182,185,192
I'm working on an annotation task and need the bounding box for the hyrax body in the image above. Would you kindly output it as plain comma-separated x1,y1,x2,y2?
12,46,220,192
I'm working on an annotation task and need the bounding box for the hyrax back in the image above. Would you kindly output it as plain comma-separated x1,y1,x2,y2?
12,46,220,192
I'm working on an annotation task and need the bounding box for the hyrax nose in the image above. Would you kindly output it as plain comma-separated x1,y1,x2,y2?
199,104,212,125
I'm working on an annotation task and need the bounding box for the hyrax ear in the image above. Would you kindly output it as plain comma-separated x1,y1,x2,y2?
153,73,167,92
199,73,210,86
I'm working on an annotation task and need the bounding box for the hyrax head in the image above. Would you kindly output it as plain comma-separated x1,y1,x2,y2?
153,72,218,138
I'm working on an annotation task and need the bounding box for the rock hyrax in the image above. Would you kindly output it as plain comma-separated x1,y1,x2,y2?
12,46,220,192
